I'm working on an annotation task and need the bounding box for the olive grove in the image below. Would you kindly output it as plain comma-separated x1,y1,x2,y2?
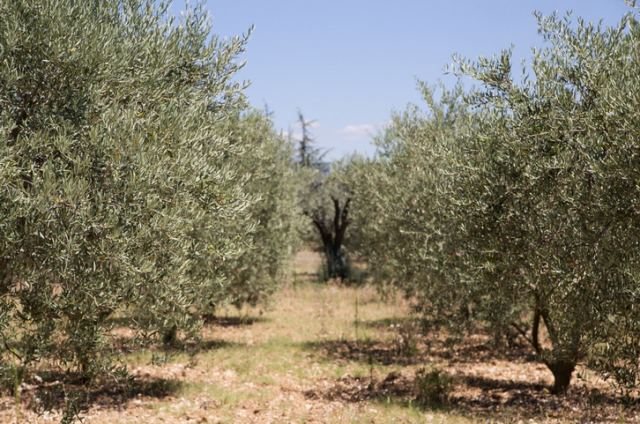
348,12,640,393
3,1,640,422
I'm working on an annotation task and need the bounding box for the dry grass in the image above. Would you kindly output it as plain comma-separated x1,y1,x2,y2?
1,251,639,423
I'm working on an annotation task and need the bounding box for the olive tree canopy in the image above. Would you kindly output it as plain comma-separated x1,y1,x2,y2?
0,0,298,388
350,11,640,393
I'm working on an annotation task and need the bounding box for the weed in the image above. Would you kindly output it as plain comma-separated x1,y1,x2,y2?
414,367,453,408
393,320,419,359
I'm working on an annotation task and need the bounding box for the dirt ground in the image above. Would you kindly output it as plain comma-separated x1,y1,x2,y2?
1,251,639,423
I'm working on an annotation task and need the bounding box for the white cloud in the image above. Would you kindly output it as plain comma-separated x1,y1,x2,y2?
340,123,377,138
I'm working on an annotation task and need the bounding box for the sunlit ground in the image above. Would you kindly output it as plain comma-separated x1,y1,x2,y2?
2,251,637,423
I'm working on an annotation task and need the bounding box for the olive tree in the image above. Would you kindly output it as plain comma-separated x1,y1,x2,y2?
351,11,640,394
454,11,640,392
209,110,302,309
302,166,352,281
0,0,267,384
346,83,475,322
292,112,352,280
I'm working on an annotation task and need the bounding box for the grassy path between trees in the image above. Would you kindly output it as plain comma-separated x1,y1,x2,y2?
2,251,638,423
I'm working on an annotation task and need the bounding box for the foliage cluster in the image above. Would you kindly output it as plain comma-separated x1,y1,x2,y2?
0,0,298,397
348,11,640,394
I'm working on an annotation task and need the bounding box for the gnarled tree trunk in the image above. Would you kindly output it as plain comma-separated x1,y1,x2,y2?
512,304,578,395
307,196,351,280
546,360,576,394
540,306,578,395
324,245,348,280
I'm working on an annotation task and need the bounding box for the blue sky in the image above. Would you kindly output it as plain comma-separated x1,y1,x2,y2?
171,1,631,160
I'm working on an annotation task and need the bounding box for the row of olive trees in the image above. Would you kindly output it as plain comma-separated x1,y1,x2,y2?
347,11,640,394
0,0,299,392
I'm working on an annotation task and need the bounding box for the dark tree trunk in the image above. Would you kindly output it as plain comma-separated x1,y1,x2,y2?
547,360,575,394
325,245,348,280
512,304,578,395
538,306,578,394
163,325,178,347
306,196,351,281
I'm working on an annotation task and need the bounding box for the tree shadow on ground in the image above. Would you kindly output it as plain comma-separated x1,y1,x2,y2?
302,338,424,366
359,317,535,364
426,336,537,364
202,315,268,327
113,335,244,356
360,317,418,330
304,371,413,404
303,333,533,368
164,338,244,355
366,311,543,360
18,372,182,417
304,371,639,423
460,374,546,392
